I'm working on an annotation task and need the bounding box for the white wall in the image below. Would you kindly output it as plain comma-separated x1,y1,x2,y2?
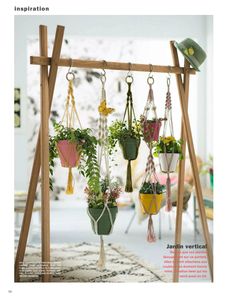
14,15,213,190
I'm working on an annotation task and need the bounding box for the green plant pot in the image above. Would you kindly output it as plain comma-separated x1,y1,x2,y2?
88,206,118,235
119,137,140,160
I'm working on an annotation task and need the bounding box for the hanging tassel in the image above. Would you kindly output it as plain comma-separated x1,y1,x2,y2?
97,235,106,270
165,174,172,211
125,160,133,192
147,215,156,243
66,167,74,195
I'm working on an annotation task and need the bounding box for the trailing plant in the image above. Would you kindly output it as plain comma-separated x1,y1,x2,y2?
153,136,183,159
49,120,100,193
85,177,122,209
108,119,142,152
139,181,165,195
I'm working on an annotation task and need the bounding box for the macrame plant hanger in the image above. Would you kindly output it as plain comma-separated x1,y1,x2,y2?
161,73,174,211
87,66,115,270
140,70,162,242
122,71,139,192
59,65,83,194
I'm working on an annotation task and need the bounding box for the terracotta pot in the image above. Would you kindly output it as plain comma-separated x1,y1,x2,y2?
139,193,163,215
143,120,161,142
159,153,179,173
88,207,118,235
119,137,140,160
57,140,80,168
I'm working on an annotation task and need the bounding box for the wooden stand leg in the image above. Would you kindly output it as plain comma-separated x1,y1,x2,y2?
170,41,213,282
172,57,190,282
14,25,64,282
40,25,50,282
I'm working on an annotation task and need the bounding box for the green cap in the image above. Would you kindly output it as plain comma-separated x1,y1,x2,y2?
174,38,207,71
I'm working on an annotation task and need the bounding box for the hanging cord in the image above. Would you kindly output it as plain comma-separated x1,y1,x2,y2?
95,65,115,270
162,73,174,211
123,71,139,192
139,69,162,242
60,62,82,194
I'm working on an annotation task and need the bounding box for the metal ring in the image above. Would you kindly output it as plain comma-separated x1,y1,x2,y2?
147,76,154,85
66,71,75,81
125,75,133,84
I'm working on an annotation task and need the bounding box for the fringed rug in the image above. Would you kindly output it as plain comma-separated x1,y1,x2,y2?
18,242,170,282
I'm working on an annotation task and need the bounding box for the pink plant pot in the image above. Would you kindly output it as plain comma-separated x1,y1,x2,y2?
57,140,80,168
143,120,161,142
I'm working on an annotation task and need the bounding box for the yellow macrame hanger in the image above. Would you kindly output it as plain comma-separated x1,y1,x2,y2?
61,59,82,194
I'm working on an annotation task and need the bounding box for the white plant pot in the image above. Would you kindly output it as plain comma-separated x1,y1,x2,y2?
159,153,179,173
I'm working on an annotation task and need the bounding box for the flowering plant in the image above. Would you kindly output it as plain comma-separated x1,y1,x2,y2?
153,136,183,159
85,178,122,209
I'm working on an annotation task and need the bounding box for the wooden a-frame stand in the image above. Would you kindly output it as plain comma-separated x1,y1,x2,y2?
15,25,213,282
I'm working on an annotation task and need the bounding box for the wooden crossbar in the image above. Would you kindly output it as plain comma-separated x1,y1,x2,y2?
30,56,196,75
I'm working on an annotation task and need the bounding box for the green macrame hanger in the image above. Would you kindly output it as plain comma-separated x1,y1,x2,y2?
122,69,140,192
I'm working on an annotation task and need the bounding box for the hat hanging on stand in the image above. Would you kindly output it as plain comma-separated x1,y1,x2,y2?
174,38,207,71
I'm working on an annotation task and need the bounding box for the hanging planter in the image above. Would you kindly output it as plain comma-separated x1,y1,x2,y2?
86,178,121,235
139,179,165,243
142,119,161,142
49,72,99,195
88,206,118,235
57,140,81,168
108,75,142,192
152,75,183,211
141,75,162,143
159,153,180,173
85,70,121,270
154,136,183,173
119,137,140,160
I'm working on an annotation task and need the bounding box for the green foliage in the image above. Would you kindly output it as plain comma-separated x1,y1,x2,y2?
85,177,122,209
49,121,100,194
139,182,165,194
153,136,183,159
108,120,142,153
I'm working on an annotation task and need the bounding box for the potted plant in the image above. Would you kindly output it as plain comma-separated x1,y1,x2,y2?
140,116,162,143
49,121,100,194
139,181,165,215
108,120,141,161
153,136,183,173
85,178,121,235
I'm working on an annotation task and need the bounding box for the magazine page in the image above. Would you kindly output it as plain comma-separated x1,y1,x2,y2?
1,0,236,295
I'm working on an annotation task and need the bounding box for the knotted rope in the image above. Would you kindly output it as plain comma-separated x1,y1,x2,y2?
122,75,139,192
139,74,163,242
91,71,115,270
60,73,82,194
161,76,175,211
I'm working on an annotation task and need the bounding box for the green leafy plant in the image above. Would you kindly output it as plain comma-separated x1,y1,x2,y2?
153,136,183,159
85,177,122,209
139,182,165,194
49,121,100,193
108,120,142,152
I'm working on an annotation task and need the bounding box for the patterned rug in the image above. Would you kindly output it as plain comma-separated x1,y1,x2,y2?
18,243,170,282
